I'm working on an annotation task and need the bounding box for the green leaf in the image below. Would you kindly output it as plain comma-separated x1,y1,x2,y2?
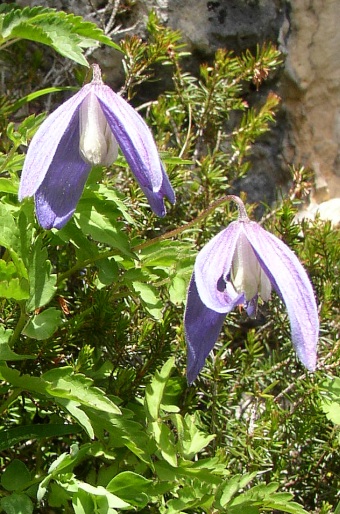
75,201,134,258
225,481,308,514
150,420,178,467
0,5,120,66
57,399,94,439
169,275,187,305
145,357,175,421
0,366,53,396
43,367,121,416
0,424,80,452
0,493,33,514
321,398,340,425
48,443,92,475
107,471,151,508
264,499,308,514
7,113,46,147
22,307,63,340
95,257,119,289
140,240,181,267
0,178,18,194
218,472,258,507
75,481,131,509
0,203,20,250
0,326,35,361
132,281,163,319
10,86,76,113
72,489,95,514
1,460,31,491
27,235,57,310
0,261,29,300
0,366,121,439
320,376,340,424
0,205,30,300
173,413,215,460
96,184,136,225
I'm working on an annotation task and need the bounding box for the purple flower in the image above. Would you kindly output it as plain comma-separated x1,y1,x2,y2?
184,196,319,383
19,64,175,229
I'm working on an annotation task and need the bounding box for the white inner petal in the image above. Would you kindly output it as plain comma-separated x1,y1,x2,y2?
259,267,272,301
230,231,271,301
79,92,118,166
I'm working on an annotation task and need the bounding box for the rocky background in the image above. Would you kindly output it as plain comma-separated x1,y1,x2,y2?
15,0,340,224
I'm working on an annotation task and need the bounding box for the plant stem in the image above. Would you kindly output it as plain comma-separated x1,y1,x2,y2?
134,194,247,251
9,301,28,348
58,195,242,282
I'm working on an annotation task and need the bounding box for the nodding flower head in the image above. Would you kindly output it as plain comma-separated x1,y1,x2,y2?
184,196,319,383
19,64,175,229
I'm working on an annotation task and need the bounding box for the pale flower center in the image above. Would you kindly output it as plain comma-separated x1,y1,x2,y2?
79,92,118,166
230,231,271,302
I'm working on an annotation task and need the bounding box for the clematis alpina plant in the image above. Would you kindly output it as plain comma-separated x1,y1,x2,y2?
19,64,175,229
184,196,319,383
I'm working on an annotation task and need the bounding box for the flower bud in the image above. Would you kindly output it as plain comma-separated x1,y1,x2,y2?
79,92,118,166
231,231,271,301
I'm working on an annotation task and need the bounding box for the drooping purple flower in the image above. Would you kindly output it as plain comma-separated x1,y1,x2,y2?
19,64,175,229
185,196,319,383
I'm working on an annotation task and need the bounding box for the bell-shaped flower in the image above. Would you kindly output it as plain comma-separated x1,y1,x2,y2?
184,196,319,383
19,64,175,229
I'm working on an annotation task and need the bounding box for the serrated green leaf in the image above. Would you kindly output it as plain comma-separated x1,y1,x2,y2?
22,307,62,340
0,269,29,301
229,505,259,514
0,206,30,299
33,21,90,66
0,366,121,439
7,113,46,147
0,5,120,65
8,22,55,50
54,10,120,50
43,367,121,416
264,499,308,514
230,482,281,508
